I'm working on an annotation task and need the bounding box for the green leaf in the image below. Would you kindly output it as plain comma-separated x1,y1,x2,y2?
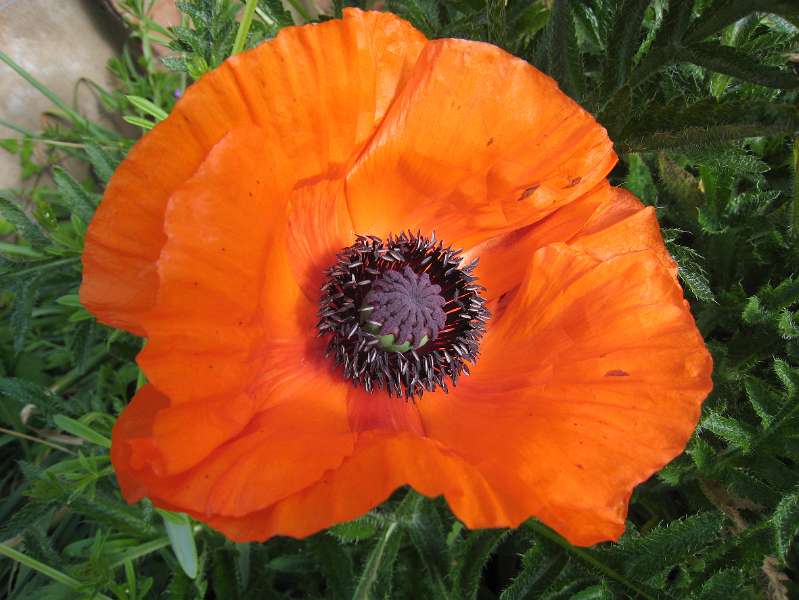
385,0,440,37
329,515,379,542
539,0,584,101
692,570,744,600
773,487,799,562
450,529,508,600
614,513,726,578
126,95,169,121
678,43,799,89
701,411,755,451
602,0,652,91
685,0,799,43
0,192,50,248
158,510,198,579
0,138,19,153
405,496,450,600
773,358,798,398
11,274,42,353
84,143,119,182
0,378,67,416
310,534,353,600
499,540,568,600
744,377,781,428
52,167,96,223
210,547,240,600
123,115,156,130
52,415,111,448
570,583,613,600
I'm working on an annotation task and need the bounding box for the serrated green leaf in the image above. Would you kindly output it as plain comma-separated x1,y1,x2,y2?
701,412,755,451
52,167,96,223
83,143,118,182
685,0,799,43
329,515,379,542
0,193,50,248
692,569,745,600
679,42,799,89
385,0,440,37
405,496,449,600
450,529,508,600
602,0,652,92
773,358,797,398
773,487,799,562
499,541,567,600
540,0,584,101
310,534,353,600
744,377,781,428
11,274,41,353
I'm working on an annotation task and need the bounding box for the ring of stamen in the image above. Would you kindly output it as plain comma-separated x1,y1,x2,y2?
317,231,489,399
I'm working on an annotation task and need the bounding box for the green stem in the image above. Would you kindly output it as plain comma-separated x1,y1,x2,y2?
232,0,259,56
352,522,399,600
526,521,658,600
0,242,46,258
0,543,113,599
0,426,76,455
285,0,311,22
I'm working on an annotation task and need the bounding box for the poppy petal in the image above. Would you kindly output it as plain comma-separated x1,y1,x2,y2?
227,9,425,181
470,183,673,303
345,38,615,246
201,431,512,542
287,179,355,302
347,388,425,435
112,366,355,516
81,8,426,333
419,243,712,545
80,56,257,335
135,128,310,405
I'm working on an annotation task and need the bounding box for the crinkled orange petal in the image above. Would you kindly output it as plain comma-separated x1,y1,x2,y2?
200,431,513,542
112,363,355,516
347,388,424,435
470,183,673,303
227,9,425,181
418,243,712,545
287,179,355,302
80,54,256,335
136,128,307,405
81,8,426,333
345,38,615,247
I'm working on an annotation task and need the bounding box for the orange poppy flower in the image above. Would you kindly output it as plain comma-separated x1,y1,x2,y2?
81,9,712,546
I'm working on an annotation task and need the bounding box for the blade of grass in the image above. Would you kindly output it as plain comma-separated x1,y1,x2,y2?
0,51,117,140
0,542,113,599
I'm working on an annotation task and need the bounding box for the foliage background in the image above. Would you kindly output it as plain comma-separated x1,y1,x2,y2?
1,0,799,598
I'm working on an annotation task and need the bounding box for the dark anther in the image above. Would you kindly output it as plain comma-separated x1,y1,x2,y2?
317,231,489,399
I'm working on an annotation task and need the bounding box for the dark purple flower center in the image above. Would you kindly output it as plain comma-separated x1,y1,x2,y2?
362,266,447,350
317,232,489,399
